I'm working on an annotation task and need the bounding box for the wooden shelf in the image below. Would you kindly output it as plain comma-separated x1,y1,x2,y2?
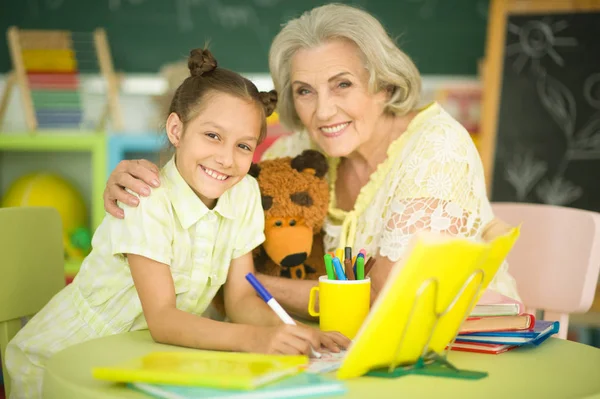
107,133,165,174
0,132,106,151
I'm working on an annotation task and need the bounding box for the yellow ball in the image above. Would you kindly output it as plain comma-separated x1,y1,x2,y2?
2,173,89,259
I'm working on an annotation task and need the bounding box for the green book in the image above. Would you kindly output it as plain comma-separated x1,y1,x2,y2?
128,373,346,399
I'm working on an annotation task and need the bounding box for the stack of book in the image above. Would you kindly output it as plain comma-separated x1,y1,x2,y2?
450,291,560,354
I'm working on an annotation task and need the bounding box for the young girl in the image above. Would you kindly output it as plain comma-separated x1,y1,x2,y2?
6,48,350,399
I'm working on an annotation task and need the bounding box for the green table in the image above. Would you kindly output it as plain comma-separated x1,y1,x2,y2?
43,330,600,399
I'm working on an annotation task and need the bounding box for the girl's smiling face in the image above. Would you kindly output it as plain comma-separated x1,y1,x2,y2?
166,92,262,208
290,38,389,158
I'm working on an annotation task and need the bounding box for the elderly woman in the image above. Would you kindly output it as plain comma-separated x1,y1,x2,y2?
103,4,519,318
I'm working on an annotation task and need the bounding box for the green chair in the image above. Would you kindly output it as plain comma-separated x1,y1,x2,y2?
0,207,65,397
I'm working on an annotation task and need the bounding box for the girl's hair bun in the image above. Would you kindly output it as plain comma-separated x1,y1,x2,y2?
258,90,278,117
188,48,218,77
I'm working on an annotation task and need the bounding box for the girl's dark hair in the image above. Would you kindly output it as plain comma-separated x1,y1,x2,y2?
168,48,277,143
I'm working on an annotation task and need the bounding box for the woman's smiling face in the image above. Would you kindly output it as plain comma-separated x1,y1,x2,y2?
290,38,389,158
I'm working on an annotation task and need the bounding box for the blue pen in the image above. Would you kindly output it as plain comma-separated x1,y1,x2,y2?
245,273,321,358
332,257,347,280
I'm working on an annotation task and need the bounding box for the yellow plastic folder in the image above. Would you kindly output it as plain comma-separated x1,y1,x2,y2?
92,351,308,390
337,227,520,379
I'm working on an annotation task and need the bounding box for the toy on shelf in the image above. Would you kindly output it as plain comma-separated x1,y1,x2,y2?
0,27,123,132
2,173,92,264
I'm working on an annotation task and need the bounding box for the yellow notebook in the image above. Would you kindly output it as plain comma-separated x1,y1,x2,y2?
336,227,520,379
92,351,308,390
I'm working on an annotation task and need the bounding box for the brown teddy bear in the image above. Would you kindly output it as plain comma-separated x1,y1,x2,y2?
248,149,329,280
209,150,329,318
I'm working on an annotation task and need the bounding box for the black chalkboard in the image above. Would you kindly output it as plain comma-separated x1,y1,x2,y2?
491,11,600,211
1,0,489,74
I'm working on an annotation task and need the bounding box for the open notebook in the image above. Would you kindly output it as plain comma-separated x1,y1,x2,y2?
310,228,520,379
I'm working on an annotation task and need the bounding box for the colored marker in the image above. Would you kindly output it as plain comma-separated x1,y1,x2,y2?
324,253,335,280
364,257,376,276
335,248,343,261
332,257,347,280
356,253,365,273
356,255,365,280
245,273,321,358
344,257,355,280
344,246,352,261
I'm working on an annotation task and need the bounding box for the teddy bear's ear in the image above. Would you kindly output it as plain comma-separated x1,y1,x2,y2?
261,195,273,210
290,191,313,207
248,163,261,178
290,150,328,178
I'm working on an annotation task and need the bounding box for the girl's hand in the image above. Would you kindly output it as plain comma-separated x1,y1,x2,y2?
295,322,351,353
247,324,351,356
314,329,351,353
246,324,321,356
103,159,161,218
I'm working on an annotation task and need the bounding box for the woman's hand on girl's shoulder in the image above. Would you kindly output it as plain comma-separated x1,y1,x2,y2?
104,159,161,218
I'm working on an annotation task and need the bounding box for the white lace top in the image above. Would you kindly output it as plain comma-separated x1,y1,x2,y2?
262,102,520,301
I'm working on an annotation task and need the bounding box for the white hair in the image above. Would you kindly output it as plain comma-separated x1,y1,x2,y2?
269,3,422,132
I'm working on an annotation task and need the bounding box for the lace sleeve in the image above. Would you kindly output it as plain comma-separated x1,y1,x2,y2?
378,123,488,262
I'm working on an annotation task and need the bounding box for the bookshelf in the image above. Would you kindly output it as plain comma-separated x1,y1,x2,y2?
0,132,107,278
107,133,164,175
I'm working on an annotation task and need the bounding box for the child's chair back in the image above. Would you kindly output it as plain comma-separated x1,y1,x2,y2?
0,207,65,396
491,202,600,339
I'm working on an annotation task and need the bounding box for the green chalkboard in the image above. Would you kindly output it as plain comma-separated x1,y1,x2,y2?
1,0,489,75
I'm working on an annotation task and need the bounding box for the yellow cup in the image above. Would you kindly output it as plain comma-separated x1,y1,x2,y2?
308,275,371,339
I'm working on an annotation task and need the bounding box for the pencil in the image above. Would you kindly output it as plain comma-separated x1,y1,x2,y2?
363,257,376,276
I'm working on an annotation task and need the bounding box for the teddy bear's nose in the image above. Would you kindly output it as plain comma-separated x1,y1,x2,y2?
280,252,308,267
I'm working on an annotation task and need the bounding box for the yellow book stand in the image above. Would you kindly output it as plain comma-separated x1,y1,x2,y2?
336,227,520,380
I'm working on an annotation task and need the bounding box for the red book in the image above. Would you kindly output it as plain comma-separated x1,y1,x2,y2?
448,341,517,354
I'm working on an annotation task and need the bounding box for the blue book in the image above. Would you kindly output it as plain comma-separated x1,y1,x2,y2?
128,373,347,399
456,320,560,346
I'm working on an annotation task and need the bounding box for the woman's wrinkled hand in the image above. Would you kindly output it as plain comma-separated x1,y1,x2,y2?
481,217,514,242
